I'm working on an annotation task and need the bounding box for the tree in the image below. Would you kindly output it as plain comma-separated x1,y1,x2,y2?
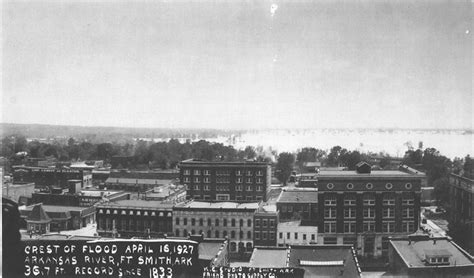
296,147,326,167
432,177,450,207
379,156,391,169
275,152,295,185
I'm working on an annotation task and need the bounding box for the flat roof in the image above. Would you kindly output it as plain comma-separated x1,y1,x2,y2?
390,238,474,268
175,201,260,210
179,159,269,166
319,170,412,176
249,247,288,267
21,204,91,213
277,189,318,203
105,178,174,185
100,200,173,209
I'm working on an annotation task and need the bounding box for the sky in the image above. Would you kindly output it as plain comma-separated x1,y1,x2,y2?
2,0,472,130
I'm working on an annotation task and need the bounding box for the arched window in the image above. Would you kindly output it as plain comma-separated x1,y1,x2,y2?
246,242,253,252
199,218,203,226
198,230,203,235
215,230,220,238
191,229,195,235
175,229,180,237
239,219,244,227
239,231,244,239
248,219,252,227
215,219,219,226
247,231,252,239
231,231,236,239
223,219,227,227
230,242,237,252
231,219,236,227
223,231,228,238
207,230,211,238
207,218,212,226
183,229,188,236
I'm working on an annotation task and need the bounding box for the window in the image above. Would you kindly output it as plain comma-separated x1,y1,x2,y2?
256,170,263,176
344,198,356,206
256,178,263,184
231,219,236,227
303,234,307,240
288,206,293,212
344,208,356,219
183,229,188,236
402,207,414,218
382,222,395,233
262,232,267,240
184,169,190,175
325,208,337,219
246,170,253,176
183,218,188,225
215,231,219,238
215,219,219,226
383,197,395,206
262,220,268,228
236,170,242,176
247,231,252,239
207,230,212,238
246,178,253,184
383,208,395,218
175,218,180,225
363,197,375,206
256,185,263,191
199,218,203,226
343,237,357,246
216,170,230,176
248,219,252,227
287,232,290,239
402,198,414,206
204,178,210,185
255,219,260,227
294,233,298,240
239,231,244,239
363,222,375,232
323,237,337,244
281,205,287,213
385,183,393,189
255,232,260,240
246,185,252,191
363,208,375,218
191,218,196,226
344,222,356,233
193,184,200,190
237,178,243,183
231,231,235,239
402,221,415,233
236,185,243,191
184,177,190,183
279,232,283,239
246,196,253,201
223,231,227,238
223,219,227,227
269,220,275,227
366,183,373,189
327,183,334,189
194,177,200,183
175,229,180,237
270,232,275,240
311,234,316,241
204,170,210,176
324,222,336,233
239,219,244,227
405,183,412,189
325,197,337,206
347,183,354,189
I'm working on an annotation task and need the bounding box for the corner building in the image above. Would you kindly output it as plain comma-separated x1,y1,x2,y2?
316,163,425,258
179,160,271,202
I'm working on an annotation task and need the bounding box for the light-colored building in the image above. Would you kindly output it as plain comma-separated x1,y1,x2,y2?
277,220,318,246
173,201,260,254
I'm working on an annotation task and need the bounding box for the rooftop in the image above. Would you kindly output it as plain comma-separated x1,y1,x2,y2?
390,237,474,268
318,170,413,177
105,177,174,185
22,204,90,213
249,247,288,267
179,159,269,167
99,199,174,209
277,189,318,203
175,201,260,210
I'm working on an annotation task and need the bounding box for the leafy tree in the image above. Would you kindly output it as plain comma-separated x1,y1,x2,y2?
296,147,326,167
275,152,295,185
432,177,450,206
379,156,391,169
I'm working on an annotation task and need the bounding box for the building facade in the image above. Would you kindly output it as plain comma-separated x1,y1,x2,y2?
12,166,92,188
173,201,259,254
253,203,278,247
96,200,173,238
277,221,318,246
276,189,318,225
316,164,425,258
448,173,473,255
179,160,271,202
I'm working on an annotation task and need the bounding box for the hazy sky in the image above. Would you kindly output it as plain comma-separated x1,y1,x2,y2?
2,0,472,130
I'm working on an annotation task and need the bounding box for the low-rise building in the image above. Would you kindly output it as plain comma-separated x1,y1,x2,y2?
96,200,173,238
388,234,474,277
249,245,361,277
12,166,92,188
277,220,318,246
253,203,278,247
173,201,260,254
2,182,35,204
276,188,318,225
102,170,178,192
143,184,186,204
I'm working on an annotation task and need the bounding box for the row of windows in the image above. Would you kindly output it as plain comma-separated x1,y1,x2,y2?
324,197,414,206
254,219,275,228
323,221,415,233
189,185,265,192
175,229,252,240
278,232,316,241
184,169,264,176
324,207,413,219
193,195,264,201
255,231,275,240
98,218,171,232
326,183,413,190
280,205,317,213
97,209,172,217
175,217,252,228
184,177,264,184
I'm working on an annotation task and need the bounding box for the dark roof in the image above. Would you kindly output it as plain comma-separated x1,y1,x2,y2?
288,245,361,278
26,204,51,223
179,159,269,167
277,189,318,203
98,199,174,209
390,237,474,268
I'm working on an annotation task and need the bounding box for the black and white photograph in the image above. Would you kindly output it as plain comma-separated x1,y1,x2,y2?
1,0,472,277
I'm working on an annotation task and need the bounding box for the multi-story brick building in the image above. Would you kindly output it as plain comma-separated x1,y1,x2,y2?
276,188,319,225
96,200,173,238
448,173,473,255
179,159,271,202
12,166,92,188
277,221,318,246
316,163,425,258
173,201,259,254
253,203,278,247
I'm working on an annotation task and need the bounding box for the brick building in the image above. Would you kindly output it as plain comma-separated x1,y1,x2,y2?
316,163,425,258
179,159,271,202
253,203,278,247
277,220,318,246
173,201,259,254
276,188,319,225
12,166,92,188
96,200,173,238
448,173,473,255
